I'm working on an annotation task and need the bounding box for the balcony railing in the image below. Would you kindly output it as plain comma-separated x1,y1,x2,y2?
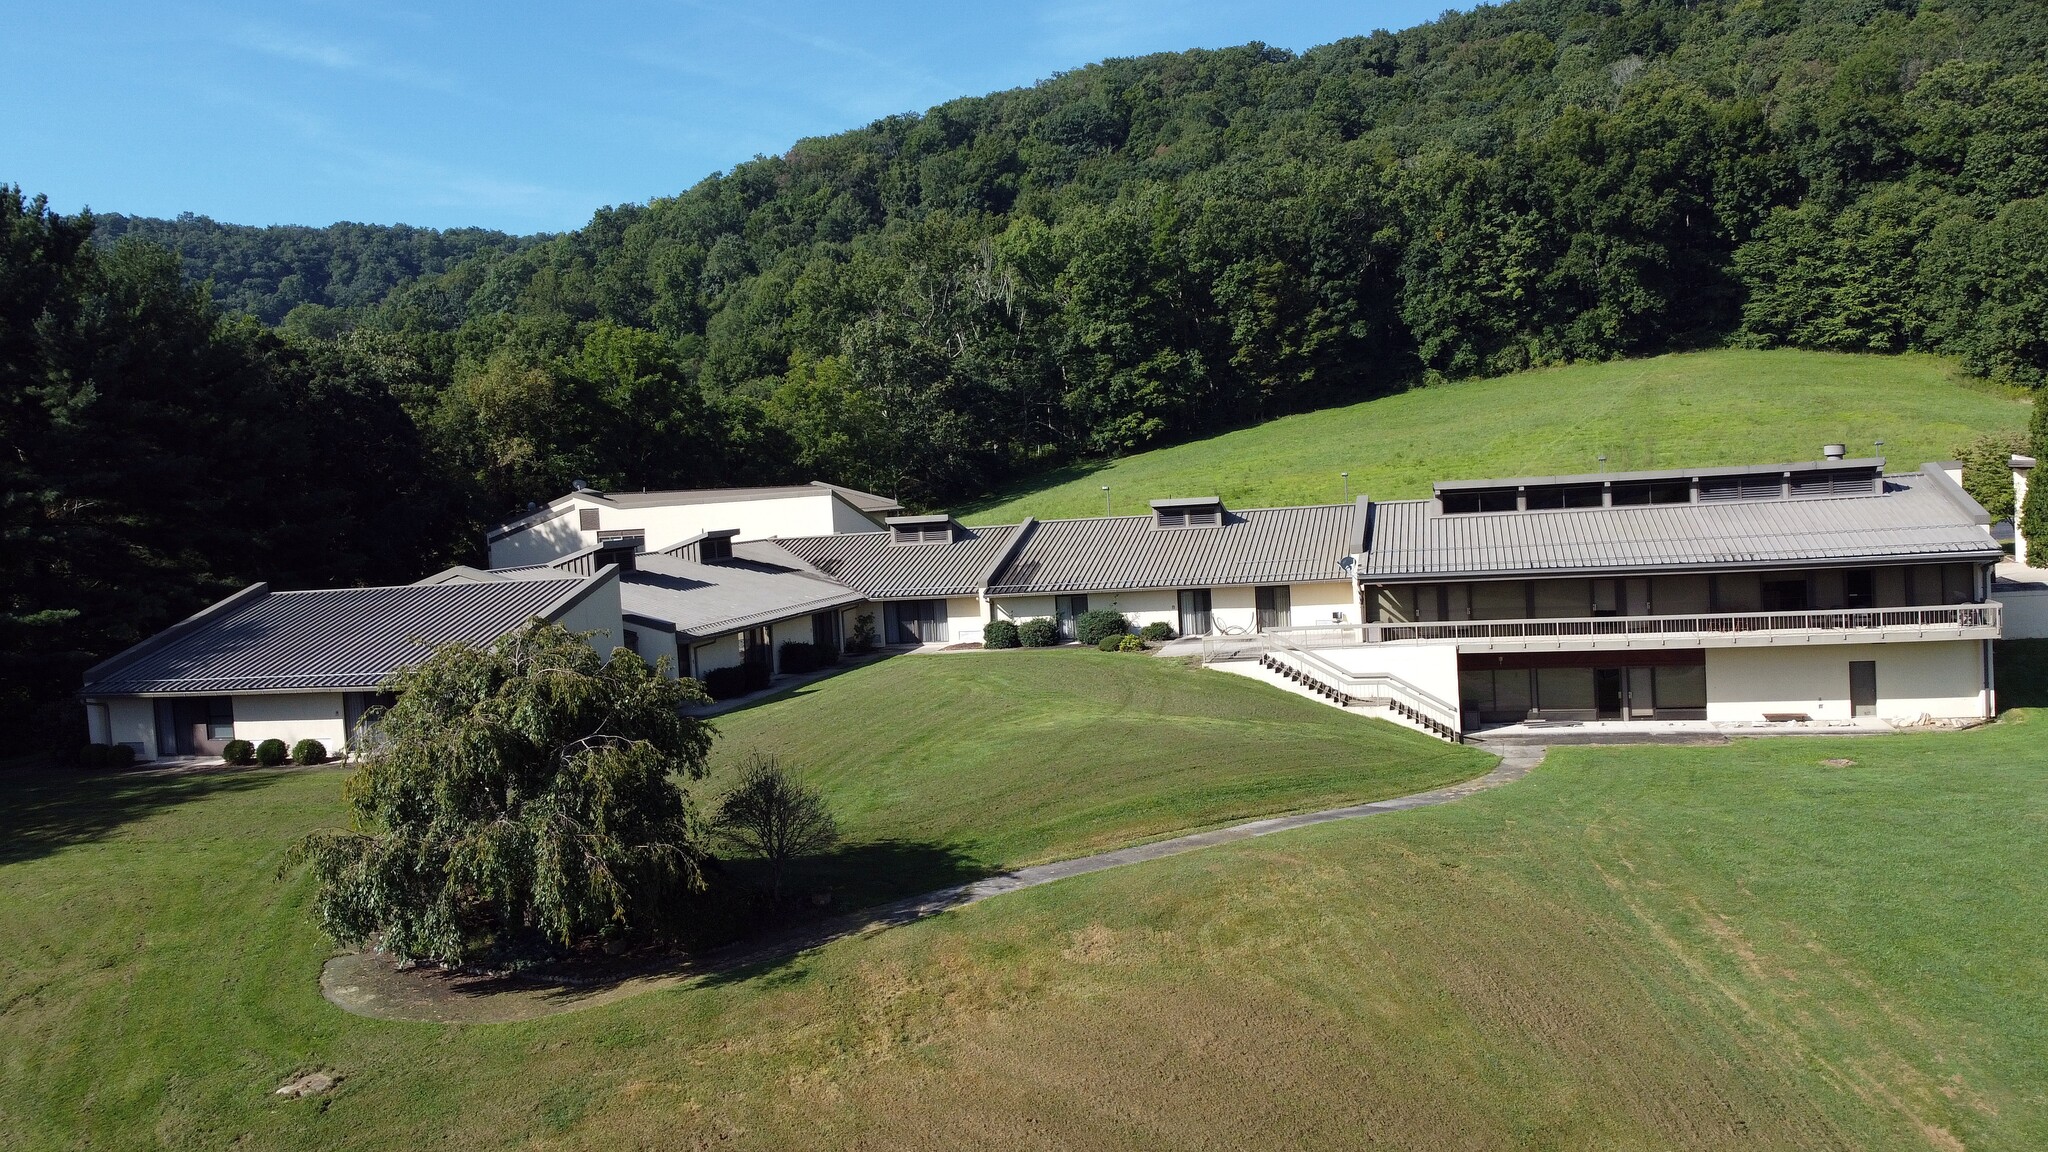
1228,602,2001,650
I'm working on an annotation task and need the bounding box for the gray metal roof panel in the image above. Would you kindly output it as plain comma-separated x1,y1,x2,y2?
83,578,587,695
619,555,864,641
987,505,1359,594
746,525,1023,599
1359,473,2002,579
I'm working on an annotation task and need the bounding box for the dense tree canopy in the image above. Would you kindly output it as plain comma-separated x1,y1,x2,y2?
285,621,715,965
10,0,2048,742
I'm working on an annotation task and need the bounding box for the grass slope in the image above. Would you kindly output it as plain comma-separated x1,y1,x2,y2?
704,651,1486,907
4,646,2046,1148
963,350,2029,522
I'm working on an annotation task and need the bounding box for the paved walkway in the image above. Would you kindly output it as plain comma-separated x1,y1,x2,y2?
323,745,1546,1023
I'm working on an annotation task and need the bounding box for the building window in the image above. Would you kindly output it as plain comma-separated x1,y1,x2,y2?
1612,480,1693,505
1177,589,1214,636
205,697,235,741
700,535,732,561
1055,594,1088,640
623,629,640,654
1439,488,1517,514
1255,585,1291,630
885,600,948,644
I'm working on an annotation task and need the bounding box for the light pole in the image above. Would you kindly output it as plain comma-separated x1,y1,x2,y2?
1341,472,1350,501
1102,486,1111,516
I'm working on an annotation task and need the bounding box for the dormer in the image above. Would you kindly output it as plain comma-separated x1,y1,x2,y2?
888,514,955,545
1151,497,1225,529
661,528,739,563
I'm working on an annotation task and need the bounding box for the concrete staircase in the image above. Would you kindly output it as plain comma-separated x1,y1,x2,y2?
1215,657,1462,743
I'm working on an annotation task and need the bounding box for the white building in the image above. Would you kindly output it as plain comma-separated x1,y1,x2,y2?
485,482,900,568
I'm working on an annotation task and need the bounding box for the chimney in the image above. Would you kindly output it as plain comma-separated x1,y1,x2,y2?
1822,444,1846,461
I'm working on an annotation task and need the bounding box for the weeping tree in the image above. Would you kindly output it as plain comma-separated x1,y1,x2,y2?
285,620,714,965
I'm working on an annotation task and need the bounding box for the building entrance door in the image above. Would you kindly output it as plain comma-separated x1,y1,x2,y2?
1594,669,1625,720
1849,660,1877,717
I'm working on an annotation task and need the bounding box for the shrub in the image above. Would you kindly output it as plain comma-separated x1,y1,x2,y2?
1075,609,1130,646
77,743,136,769
255,738,289,767
712,752,839,906
743,660,772,693
291,738,327,765
778,641,820,676
1097,635,1124,651
1139,621,1176,642
221,739,255,766
1118,634,1147,652
1018,618,1059,647
983,619,1020,649
847,613,879,654
701,666,749,701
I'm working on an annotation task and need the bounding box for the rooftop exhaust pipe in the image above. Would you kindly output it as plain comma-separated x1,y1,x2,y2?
1822,444,1846,461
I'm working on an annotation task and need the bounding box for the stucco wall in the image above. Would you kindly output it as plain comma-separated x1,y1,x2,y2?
991,595,1054,622
628,624,681,678
105,697,158,759
1289,581,1355,626
489,492,876,567
2000,587,2048,640
690,633,742,678
1705,640,1989,723
550,573,621,655
946,597,986,644
1088,589,1182,633
1320,643,1463,714
233,692,350,754
1211,585,1256,634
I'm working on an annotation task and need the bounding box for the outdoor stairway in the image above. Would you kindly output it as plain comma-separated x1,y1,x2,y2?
1219,655,1462,743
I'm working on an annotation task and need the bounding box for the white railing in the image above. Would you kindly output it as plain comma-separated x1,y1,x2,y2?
1201,627,1463,738
1237,602,2000,648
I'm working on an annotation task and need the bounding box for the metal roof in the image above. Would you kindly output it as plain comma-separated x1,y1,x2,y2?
1358,469,2002,580
487,481,900,539
739,524,1025,599
82,576,595,696
987,504,1363,595
619,555,865,642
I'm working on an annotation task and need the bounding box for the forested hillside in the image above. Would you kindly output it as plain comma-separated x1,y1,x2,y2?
9,0,2048,741
90,214,534,325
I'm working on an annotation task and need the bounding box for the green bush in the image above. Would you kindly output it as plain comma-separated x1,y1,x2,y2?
743,661,772,693
1075,609,1130,646
701,666,749,701
983,619,1020,649
778,641,820,675
77,743,136,769
291,738,327,765
1139,621,1176,642
1096,635,1125,652
221,739,255,766
1118,634,1147,652
1018,618,1059,647
847,613,879,654
255,738,289,767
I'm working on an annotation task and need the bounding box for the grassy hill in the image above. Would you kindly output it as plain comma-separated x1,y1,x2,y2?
6,647,2047,1148
961,350,2031,522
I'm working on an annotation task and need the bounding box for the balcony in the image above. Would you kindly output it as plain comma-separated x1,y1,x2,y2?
1241,602,2002,654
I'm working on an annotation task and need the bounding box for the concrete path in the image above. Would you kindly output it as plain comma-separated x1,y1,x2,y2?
323,745,1546,1023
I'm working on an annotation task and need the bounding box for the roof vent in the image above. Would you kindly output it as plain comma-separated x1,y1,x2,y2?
887,514,954,545
1823,444,1846,461
1151,497,1225,529
664,527,739,563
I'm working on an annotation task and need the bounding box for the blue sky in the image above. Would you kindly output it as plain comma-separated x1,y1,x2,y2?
2,2,1450,233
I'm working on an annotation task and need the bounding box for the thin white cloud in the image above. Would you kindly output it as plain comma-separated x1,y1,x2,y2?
230,24,462,96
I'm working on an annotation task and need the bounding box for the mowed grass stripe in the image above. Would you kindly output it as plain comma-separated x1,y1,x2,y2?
705,651,1487,906
7,650,2047,1148
962,349,2028,522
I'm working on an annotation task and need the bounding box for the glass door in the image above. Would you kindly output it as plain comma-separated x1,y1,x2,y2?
1177,589,1213,636
1255,585,1291,631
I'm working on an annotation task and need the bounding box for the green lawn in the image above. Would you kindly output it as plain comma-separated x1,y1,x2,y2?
703,651,1487,907
6,649,2047,1149
962,349,2029,522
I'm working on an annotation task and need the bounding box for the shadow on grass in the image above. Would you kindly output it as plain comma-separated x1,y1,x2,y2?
1995,639,2048,712
0,762,292,867
695,648,905,720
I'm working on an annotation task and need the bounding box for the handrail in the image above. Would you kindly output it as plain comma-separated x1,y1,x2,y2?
1254,602,2001,646
1253,632,1463,735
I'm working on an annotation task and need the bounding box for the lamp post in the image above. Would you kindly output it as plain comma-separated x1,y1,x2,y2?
1102,486,1111,516
1341,472,1350,501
